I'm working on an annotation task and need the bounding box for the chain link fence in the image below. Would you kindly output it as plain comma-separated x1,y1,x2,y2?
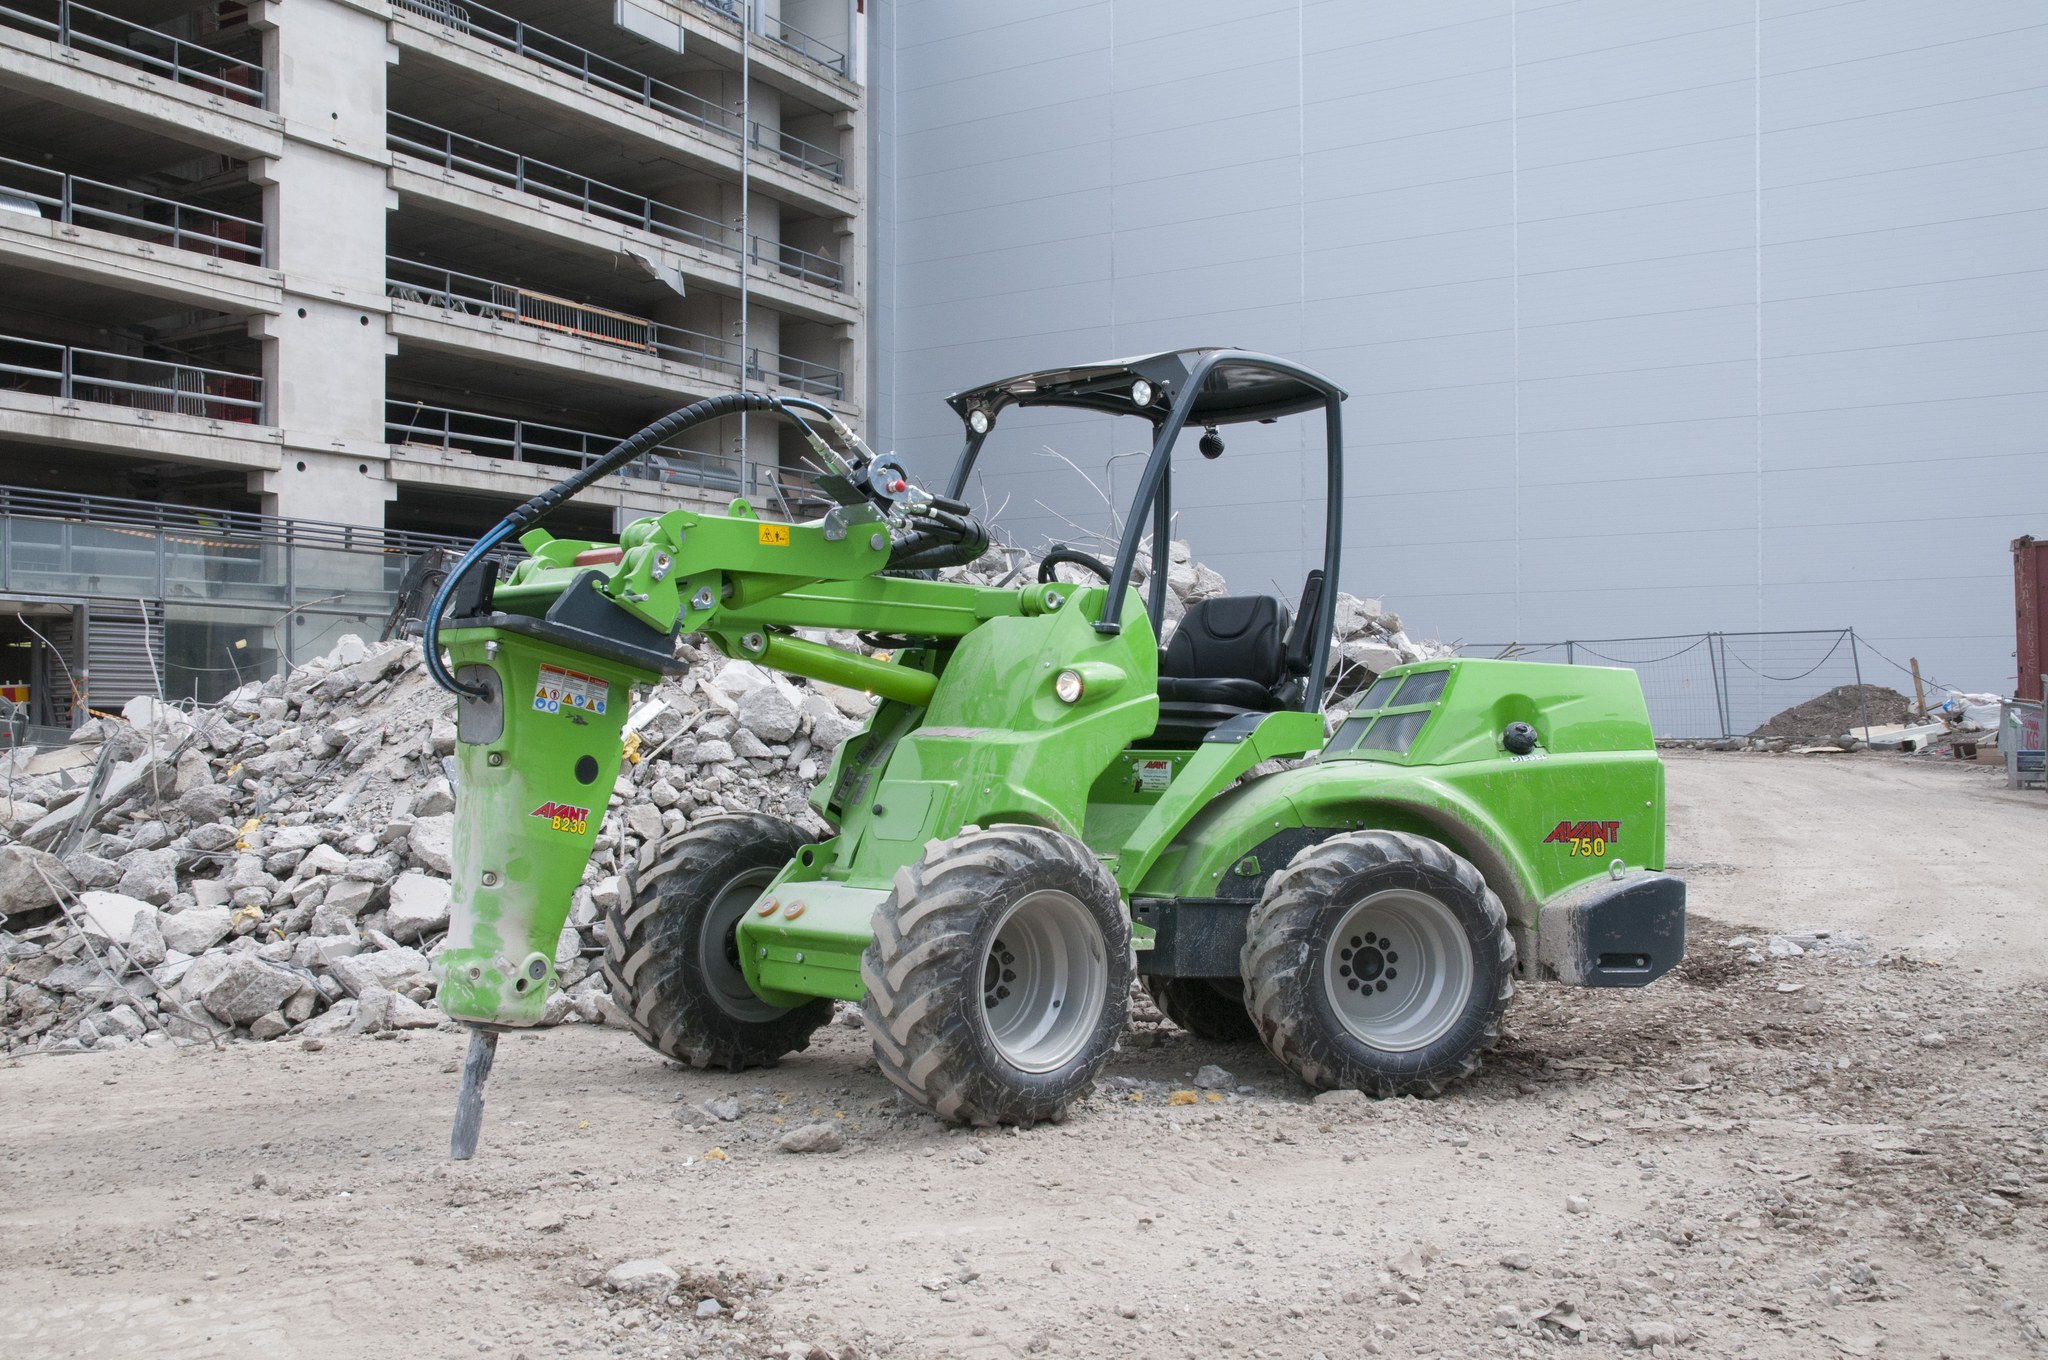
1457,629,1878,739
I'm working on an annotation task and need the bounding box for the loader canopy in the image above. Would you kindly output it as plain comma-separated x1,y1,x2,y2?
943,348,1349,736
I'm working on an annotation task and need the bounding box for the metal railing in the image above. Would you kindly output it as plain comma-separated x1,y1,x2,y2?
0,1,265,104
391,0,739,139
0,153,263,263
0,482,467,557
384,399,831,519
0,483,486,702
752,234,843,290
748,347,842,399
752,121,844,183
0,331,263,422
384,257,740,373
765,14,846,76
389,114,740,260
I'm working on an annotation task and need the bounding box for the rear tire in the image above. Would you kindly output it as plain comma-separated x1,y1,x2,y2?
1242,830,1514,1096
1144,976,1258,1043
861,825,1130,1126
603,814,830,1071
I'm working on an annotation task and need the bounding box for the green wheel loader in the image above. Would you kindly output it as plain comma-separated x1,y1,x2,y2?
423,348,1685,1156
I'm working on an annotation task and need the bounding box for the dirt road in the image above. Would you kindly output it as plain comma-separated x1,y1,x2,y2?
3,752,2045,1360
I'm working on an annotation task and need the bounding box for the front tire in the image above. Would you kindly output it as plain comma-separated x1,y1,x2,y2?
1242,830,1514,1096
603,814,831,1071
861,825,1131,1126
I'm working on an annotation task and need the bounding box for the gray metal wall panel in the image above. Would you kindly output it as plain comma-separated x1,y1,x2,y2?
875,0,2048,691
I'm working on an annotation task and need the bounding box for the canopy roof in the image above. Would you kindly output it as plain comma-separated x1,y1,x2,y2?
945,348,1345,428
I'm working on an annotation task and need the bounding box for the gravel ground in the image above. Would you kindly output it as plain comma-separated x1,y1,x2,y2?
1,751,2044,1360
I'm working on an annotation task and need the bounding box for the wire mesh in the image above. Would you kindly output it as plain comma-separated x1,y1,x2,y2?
1458,630,1868,739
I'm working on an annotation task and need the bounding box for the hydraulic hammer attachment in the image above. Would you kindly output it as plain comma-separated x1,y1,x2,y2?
432,626,653,1159
433,627,653,1029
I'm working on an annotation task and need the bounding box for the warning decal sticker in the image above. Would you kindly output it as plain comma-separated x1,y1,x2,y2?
532,663,609,717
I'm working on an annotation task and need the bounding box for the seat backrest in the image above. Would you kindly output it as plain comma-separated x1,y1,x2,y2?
1164,596,1290,688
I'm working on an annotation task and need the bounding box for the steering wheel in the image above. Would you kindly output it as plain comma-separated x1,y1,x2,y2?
1038,545,1114,584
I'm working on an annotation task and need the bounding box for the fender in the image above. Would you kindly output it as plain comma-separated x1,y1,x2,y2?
1134,761,1548,929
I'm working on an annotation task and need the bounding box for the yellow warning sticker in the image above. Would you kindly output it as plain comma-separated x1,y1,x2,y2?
758,523,790,546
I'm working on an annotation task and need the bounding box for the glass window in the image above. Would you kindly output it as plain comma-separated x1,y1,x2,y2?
1391,669,1448,706
1360,709,1428,754
1356,675,1402,711
1324,715,1373,753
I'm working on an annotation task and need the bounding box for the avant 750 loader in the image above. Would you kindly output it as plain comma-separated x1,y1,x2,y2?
421,349,1686,1156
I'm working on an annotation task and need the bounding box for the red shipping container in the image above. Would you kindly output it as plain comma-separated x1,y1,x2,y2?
2017,535,2048,702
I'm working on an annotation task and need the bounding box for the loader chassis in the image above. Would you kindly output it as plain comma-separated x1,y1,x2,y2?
421,350,1685,1152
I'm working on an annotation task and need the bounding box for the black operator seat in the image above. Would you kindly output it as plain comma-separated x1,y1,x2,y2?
1149,595,1290,744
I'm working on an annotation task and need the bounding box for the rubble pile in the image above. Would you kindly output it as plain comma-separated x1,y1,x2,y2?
1751,684,1913,741
0,541,1442,1056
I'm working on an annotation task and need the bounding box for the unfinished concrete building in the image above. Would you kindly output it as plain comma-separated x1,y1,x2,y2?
0,0,863,722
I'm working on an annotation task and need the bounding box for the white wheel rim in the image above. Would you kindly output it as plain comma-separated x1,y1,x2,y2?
978,888,1107,1073
1320,888,1474,1052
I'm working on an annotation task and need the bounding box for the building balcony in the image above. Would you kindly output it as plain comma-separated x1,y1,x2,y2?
384,398,831,522
0,0,265,104
386,115,856,326
0,1,280,157
382,256,846,408
0,329,279,467
0,151,279,313
387,0,852,216
680,0,856,105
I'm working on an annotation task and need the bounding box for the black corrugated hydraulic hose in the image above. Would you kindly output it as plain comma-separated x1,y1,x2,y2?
422,391,779,698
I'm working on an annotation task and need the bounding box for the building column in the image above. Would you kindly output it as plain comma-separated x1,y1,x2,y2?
246,0,394,531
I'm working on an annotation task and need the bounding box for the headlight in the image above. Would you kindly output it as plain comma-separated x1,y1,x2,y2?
968,408,991,435
1130,379,1153,408
1054,669,1085,703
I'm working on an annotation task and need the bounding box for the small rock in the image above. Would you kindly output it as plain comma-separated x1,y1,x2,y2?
159,905,235,955
0,844,75,910
738,684,802,743
407,814,454,875
1194,1064,1234,1090
1565,1194,1590,1215
695,1298,722,1318
1499,1251,1534,1271
115,848,179,905
414,775,456,817
1116,1302,1139,1319
1628,1321,1679,1349
385,872,452,941
779,1123,845,1154
1313,1088,1367,1108
1493,1305,1523,1328
702,1096,742,1122
1918,1032,1947,1049
603,1258,680,1294
198,955,304,1026
248,1011,291,1041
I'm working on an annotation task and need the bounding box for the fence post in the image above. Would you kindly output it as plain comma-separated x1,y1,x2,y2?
1564,640,1574,665
1849,628,1870,741
1709,633,1731,739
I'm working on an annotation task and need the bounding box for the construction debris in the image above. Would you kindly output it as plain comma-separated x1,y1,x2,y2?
0,543,1441,1056
1751,684,1912,741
